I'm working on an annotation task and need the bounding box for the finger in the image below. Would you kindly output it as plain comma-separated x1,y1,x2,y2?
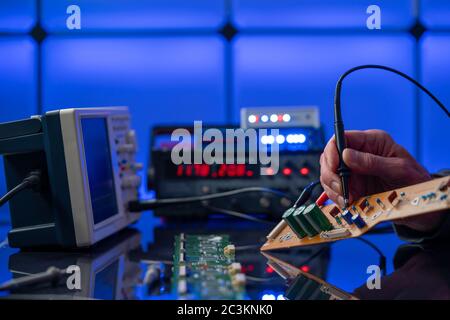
324,131,369,170
342,130,368,150
343,148,401,177
322,183,345,208
322,135,339,172
320,165,341,195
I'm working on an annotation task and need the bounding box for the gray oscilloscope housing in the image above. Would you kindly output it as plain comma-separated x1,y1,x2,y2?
0,107,142,248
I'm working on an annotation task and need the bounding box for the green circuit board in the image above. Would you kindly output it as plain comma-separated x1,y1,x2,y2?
172,234,246,300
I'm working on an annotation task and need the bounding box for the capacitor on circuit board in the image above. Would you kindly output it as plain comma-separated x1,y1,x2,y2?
341,209,354,225
292,206,318,237
282,207,307,239
303,203,333,232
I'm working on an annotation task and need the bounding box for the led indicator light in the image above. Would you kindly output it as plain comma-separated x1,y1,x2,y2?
300,167,310,175
262,294,276,300
275,135,285,144
261,135,275,144
300,265,310,272
248,115,257,123
282,114,291,122
298,133,306,143
270,114,278,123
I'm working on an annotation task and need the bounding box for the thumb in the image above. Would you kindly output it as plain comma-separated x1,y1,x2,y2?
342,148,396,176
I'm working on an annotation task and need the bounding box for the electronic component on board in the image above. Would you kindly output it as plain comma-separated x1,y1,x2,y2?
231,273,247,288
172,234,245,300
282,207,307,238
328,206,342,225
351,214,367,229
0,107,142,248
224,244,236,256
388,190,400,207
341,210,354,225
376,198,386,209
266,220,288,240
228,262,242,275
359,199,373,214
303,203,333,232
292,206,318,237
320,228,351,239
438,180,449,192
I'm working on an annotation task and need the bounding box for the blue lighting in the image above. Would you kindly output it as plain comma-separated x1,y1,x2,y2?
232,0,414,30
422,0,450,29
233,34,416,155
259,128,323,152
420,33,450,172
41,0,226,32
0,0,36,32
261,293,276,300
42,36,226,171
260,291,286,300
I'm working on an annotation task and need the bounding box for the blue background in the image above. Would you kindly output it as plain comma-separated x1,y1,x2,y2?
0,0,450,296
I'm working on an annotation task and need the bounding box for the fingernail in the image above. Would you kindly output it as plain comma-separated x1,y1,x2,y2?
337,196,345,208
344,148,357,164
331,181,341,193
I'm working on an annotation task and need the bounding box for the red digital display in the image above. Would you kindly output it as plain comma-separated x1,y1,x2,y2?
170,164,258,179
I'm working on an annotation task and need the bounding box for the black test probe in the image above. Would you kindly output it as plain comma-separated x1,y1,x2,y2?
334,65,450,209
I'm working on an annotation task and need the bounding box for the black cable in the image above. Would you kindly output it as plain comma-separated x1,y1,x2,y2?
129,187,288,212
0,171,42,208
293,180,321,208
335,64,450,122
246,275,279,282
203,204,275,226
334,65,450,208
234,244,264,251
0,266,66,292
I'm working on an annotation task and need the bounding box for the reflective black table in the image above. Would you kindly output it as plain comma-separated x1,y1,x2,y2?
0,211,448,300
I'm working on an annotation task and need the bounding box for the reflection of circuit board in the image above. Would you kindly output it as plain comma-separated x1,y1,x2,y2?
261,252,356,300
172,234,246,300
262,177,450,251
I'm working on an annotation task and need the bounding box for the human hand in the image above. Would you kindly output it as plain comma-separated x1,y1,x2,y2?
320,129,443,233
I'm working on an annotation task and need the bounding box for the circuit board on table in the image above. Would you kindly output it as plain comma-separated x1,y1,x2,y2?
262,176,450,251
172,234,246,300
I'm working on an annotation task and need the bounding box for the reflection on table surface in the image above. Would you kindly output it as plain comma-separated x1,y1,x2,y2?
0,214,448,300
